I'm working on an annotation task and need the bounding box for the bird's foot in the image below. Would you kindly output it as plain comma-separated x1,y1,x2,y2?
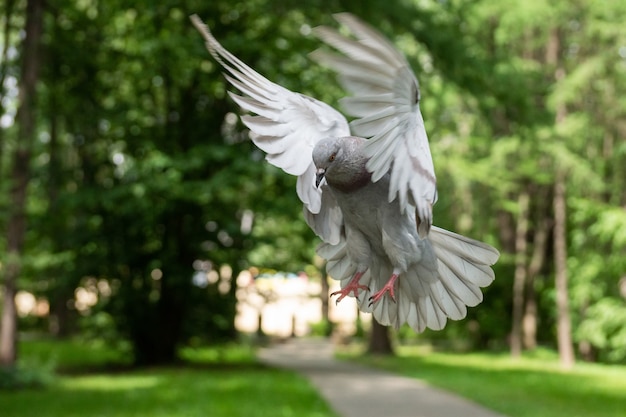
330,271,368,305
368,274,399,306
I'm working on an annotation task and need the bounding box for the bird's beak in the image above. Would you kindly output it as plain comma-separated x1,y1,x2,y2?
315,168,326,188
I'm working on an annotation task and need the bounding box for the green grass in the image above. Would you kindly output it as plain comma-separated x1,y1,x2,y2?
0,339,338,417
340,345,626,417
0,366,336,417
19,338,132,371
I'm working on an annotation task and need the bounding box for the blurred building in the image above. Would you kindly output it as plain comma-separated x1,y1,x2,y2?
235,269,368,338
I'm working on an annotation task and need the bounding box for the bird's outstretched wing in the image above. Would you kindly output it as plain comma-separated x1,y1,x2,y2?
191,15,348,244
311,13,437,237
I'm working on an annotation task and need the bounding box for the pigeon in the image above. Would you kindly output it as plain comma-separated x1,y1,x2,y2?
190,13,500,332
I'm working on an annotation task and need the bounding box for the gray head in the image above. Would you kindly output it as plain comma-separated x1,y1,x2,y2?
312,136,369,190
312,137,342,187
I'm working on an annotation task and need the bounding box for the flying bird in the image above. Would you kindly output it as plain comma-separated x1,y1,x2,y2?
190,13,499,332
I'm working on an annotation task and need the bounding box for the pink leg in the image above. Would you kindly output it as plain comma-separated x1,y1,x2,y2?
330,271,369,305
368,273,399,306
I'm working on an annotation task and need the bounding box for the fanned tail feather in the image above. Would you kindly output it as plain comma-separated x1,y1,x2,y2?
319,228,499,332
383,227,499,332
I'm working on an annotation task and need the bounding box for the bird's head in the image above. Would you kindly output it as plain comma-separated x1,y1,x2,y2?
312,137,344,188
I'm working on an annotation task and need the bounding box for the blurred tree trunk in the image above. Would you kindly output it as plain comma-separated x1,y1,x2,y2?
512,31,539,354
511,190,529,357
496,210,516,254
523,197,550,350
48,293,75,337
548,27,575,369
320,271,332,336
367,320,394,355
0,0,17,177
46,94,75,337
553,170,574,368
522,240,544,350
0,0,43,367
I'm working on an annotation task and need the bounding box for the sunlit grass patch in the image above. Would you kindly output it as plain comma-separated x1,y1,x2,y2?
60,374,161,391
179,342,257,366
340,344,626,417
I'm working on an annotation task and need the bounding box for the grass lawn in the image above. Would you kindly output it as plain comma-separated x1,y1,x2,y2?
341,344,626,417
0,339,338,417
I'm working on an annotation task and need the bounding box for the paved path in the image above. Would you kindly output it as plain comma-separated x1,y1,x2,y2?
258,339,507,417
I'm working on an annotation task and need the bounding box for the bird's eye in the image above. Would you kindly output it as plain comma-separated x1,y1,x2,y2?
329,154,335,162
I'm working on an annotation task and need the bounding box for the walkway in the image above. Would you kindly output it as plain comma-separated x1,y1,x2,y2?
258,338,507,417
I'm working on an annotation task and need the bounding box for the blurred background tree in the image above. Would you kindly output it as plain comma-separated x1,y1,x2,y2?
0,0,624,368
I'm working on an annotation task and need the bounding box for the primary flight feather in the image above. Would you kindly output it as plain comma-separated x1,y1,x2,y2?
191,13,499,332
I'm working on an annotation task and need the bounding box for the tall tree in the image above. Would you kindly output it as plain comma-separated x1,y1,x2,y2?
0,0,44,367
553,170,574,367
510,189,529,357
368,320,394,355
0,0,18,177
547,25,575,368
523,195,550,350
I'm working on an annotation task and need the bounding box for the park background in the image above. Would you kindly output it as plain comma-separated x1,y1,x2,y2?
0,0,625,416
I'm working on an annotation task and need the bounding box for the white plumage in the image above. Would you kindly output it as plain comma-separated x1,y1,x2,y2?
191,13,499,332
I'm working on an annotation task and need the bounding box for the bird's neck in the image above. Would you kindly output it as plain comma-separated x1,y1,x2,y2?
327,160,371,193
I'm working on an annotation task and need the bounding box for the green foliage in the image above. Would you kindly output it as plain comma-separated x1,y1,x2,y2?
410,0,626,362
577,298,626,363
308,320,336,338
0,363,54,390
0,356,55,390
78,311,122,347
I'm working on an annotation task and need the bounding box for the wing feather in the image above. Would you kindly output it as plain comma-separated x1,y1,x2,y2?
191,15,349,244
312,13,437,237
228,93,280,120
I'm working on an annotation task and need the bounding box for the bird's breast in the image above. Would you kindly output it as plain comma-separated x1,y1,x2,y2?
326,166,371,193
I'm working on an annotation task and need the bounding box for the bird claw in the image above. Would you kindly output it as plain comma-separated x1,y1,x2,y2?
367,274,398,307
368,290,396,307
330,271,368,305
331,284,369,305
